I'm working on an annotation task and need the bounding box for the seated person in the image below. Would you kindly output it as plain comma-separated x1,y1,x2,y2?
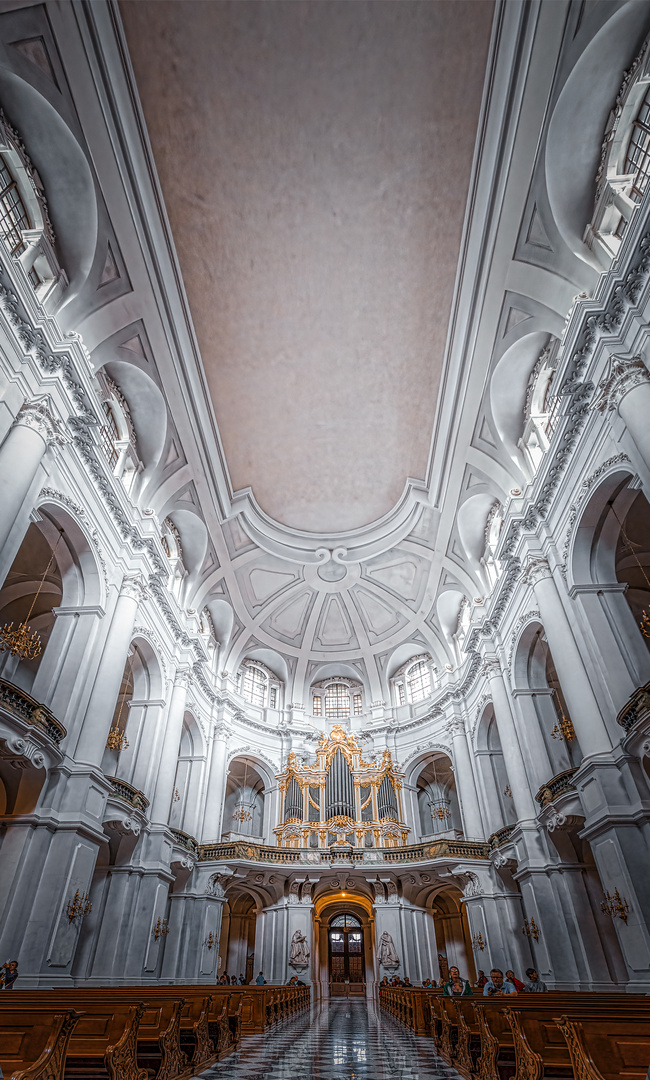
475,969,488,989
286,975,299,985
506,968,526,993
422,978,432,988
403,976,412,987
443,965,473,996
380,976,389,987
483,968,517,996
523,967,548,992
255,971,266,985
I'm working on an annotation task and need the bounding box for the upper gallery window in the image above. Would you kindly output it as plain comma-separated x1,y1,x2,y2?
0,111,62,300
238,659,282,710
585,35,650,267
311,678,363,718
519,338,560,475
96,373,140,493
392,654,437,707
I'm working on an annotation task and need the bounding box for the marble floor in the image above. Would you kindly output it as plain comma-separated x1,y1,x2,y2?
195,1000,463,1080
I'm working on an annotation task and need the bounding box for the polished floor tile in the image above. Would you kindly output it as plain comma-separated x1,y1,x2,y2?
195,1000,462,1080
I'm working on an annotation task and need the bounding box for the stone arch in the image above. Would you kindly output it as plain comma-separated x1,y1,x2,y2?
169,710,208,839
102,633,166,798
474,703,516,834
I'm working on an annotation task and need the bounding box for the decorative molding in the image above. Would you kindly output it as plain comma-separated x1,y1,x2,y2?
593,354,650,413
560,453,631,572
132,624,170,680
506,610,540,672
120,573,148,605
38,486,108,591
0,109,55,245
14,398,68,447
520,556,551,588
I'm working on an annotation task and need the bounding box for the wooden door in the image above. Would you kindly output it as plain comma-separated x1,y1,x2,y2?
328,921,365,996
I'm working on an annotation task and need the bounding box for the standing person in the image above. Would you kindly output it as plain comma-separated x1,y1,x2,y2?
483,968,517,996
0,961,18,989
523,967,548,992
255,971,266,985
443,966,473,996
475,969,488,990
506,969,526,993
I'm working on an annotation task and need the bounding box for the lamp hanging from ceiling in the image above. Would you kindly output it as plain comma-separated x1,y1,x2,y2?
0,528,64,661
429,757,451,822
233,758,253,824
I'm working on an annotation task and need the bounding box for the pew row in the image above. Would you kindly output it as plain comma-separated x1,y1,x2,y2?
379,986,650,1080
0,984,309,1080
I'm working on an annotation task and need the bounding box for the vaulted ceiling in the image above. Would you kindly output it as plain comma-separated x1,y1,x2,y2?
120,0,493,534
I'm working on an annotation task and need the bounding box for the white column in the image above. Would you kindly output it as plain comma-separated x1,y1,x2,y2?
483,657,537,821
74,574,146,767
448,716,484,839
522,557,611,756
594,353,650,474
150,668,190,825
0,399,66,563
201,723,229,842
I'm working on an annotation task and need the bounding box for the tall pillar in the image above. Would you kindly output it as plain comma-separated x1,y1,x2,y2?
201,722,229,842
594,353,650,475
149,668,190,825
74,574,147,767
483,657,537,822
448,715,484,839
521,557,611,756
0,399,67,582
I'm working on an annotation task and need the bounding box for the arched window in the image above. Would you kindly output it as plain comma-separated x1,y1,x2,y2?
519,339,560,474
97,374,140,492
238,659,282,710
330,913,361,928
310,678,363,718
0,157,31,258
407,660,431,703
585,36,650,266
392,654,436,707
242,663,267,707
0,112,61,299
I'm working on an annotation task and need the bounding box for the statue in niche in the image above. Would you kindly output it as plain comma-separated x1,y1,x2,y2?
289,929,310,969
378,931,399,969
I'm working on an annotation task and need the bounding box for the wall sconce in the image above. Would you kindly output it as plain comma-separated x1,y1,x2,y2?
503,785,512,798
601,889,630,924
173,788,180,803
522,918,540,941
153,917,170,941
203,931,217,950
471,932,486,951
66,890,92,924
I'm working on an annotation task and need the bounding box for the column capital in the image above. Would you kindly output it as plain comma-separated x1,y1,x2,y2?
13,397,68,447
594,353,650,413
481,656,502,679
172,665,193,690
520,555,552,587
120,572,148,604
447,715,466,737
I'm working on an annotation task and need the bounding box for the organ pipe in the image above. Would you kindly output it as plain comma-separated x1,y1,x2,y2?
378,774,398,819
285,777,302,820
325,749,355,818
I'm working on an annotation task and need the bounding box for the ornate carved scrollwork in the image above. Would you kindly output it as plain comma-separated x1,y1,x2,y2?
472,1003,499,1080
105,1002,148,1080
155,999,188,1080
555,1015,602,1080
504,1007,544,1080
191,996,215,1067
454,1001,474,1079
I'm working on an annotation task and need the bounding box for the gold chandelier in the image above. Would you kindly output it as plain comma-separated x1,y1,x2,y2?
0,529,63,661
429,757,452,822
233,758,253,823
106,670,130,752
551,695,576,742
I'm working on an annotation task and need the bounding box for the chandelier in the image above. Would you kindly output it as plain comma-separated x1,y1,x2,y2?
551,696,576,743
106,669,130,752
428,757,451,822
233,758,253,823
0,528,63,661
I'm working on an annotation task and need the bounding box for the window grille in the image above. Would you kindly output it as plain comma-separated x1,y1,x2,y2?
624,84,650,203
313,695,322,716
353,694,362,715
241,664,267,707
269,686,277,709
100,403,120,469
325,682,350,718
397,682,406,706
0,158,30,257
407,660,432,703
330,913,360,928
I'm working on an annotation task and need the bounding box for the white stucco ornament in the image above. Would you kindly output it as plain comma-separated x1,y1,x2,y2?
289,929,310,969
378,931,399,969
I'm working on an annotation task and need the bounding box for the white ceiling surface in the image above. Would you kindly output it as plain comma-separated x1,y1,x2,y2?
120,0,493,534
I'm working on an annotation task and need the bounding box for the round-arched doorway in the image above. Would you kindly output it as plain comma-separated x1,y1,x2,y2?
328,912,365,997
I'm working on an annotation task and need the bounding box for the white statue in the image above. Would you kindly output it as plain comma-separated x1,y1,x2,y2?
289,929,310,969
378,930,399,969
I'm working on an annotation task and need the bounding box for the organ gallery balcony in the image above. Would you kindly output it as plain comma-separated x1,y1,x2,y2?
197,837,489,866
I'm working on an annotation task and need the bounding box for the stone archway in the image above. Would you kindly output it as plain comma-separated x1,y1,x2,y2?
314,894,374,1001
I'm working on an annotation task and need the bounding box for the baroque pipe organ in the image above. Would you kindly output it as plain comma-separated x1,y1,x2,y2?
275,725,410,849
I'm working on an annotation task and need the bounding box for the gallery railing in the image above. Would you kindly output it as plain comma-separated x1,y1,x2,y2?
198,838,490,864
0,677,66,745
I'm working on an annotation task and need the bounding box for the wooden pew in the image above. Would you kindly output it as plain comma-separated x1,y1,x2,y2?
0,1009,85,1080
